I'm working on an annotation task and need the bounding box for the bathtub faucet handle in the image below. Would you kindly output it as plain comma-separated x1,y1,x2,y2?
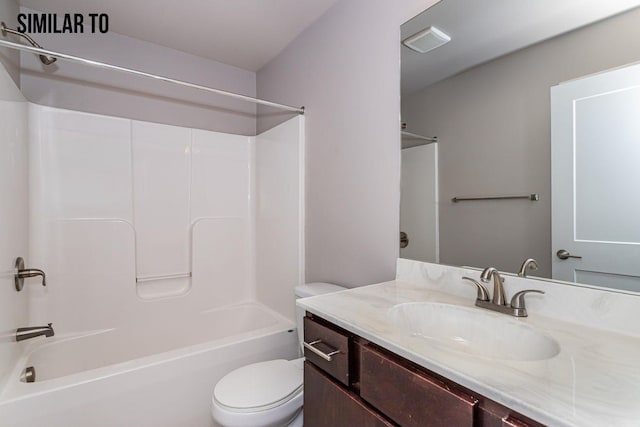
14,257,46,291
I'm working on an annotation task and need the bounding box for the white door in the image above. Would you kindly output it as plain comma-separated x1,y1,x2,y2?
551,62,640,291
400,143,439,263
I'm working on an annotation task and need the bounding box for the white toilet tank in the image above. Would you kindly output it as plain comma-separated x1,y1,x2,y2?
294,282,346,349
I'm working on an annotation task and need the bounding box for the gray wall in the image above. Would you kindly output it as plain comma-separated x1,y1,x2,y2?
0,0,19,83
402,8,640,277
257,0,437,287
17,7,257,135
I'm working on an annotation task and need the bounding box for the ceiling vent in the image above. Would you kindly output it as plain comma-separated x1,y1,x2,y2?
402,26,451,53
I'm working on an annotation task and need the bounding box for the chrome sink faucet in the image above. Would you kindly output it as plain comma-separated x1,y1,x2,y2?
463,268,544,317
16,323,55,342
480,267,505,305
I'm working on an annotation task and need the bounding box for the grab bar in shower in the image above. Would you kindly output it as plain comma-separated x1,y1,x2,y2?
136,272,192,283
451,193,539,203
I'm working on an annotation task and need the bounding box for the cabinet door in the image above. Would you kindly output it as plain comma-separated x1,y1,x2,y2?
360,345,477,427
304,362,394,427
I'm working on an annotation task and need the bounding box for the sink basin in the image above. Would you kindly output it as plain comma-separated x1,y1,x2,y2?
388,302,560,361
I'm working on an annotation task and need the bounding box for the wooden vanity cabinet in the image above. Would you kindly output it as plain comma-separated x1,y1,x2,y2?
359,344,477,426
304,362,394,427
303,313,545,427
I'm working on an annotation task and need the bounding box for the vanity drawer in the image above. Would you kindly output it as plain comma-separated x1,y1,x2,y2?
303,316,349,386
359,344,478,427
304,361,394,427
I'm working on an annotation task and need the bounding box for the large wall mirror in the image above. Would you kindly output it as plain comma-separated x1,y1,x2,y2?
400,0,640,291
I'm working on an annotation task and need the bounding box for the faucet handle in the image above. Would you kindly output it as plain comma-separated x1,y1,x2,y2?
462,277,490,302
14,257,46,291
510,289,544,310
508,290,544,317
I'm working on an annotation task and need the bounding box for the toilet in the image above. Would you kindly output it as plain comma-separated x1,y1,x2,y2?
211,282,346,427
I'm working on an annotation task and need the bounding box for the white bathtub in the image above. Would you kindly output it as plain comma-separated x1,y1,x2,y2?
0,302,299,427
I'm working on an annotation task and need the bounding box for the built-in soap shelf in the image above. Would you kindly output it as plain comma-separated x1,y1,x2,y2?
136,272,192,300
136,276,192,300
136,272,192,282
401,130,437,142
400,130,438,149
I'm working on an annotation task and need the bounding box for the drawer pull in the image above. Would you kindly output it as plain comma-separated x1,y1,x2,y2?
304,340,340,362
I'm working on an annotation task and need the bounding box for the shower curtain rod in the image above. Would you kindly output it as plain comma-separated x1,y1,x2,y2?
0,38,305,114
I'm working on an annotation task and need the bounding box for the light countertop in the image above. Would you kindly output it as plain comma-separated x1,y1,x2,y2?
297,272,640,427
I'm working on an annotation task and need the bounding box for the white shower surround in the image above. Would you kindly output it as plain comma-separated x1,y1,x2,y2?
0,85,305,426
0,63,29,394
27,105,305,331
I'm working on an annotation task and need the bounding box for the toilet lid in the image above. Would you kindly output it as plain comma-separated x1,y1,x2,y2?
214,359,303,412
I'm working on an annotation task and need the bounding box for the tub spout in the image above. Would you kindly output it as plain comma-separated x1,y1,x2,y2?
16,323,54,342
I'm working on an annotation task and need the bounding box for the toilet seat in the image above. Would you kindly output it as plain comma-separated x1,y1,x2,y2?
211,359,304,427
214,359,303,412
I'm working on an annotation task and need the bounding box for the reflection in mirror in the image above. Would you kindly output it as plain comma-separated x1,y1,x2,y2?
400,0,640,291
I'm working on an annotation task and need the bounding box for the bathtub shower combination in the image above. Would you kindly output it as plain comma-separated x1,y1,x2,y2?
0,36,305,427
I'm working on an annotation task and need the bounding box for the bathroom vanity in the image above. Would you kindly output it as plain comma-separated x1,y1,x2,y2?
298,259,640,427
303,314,541,426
